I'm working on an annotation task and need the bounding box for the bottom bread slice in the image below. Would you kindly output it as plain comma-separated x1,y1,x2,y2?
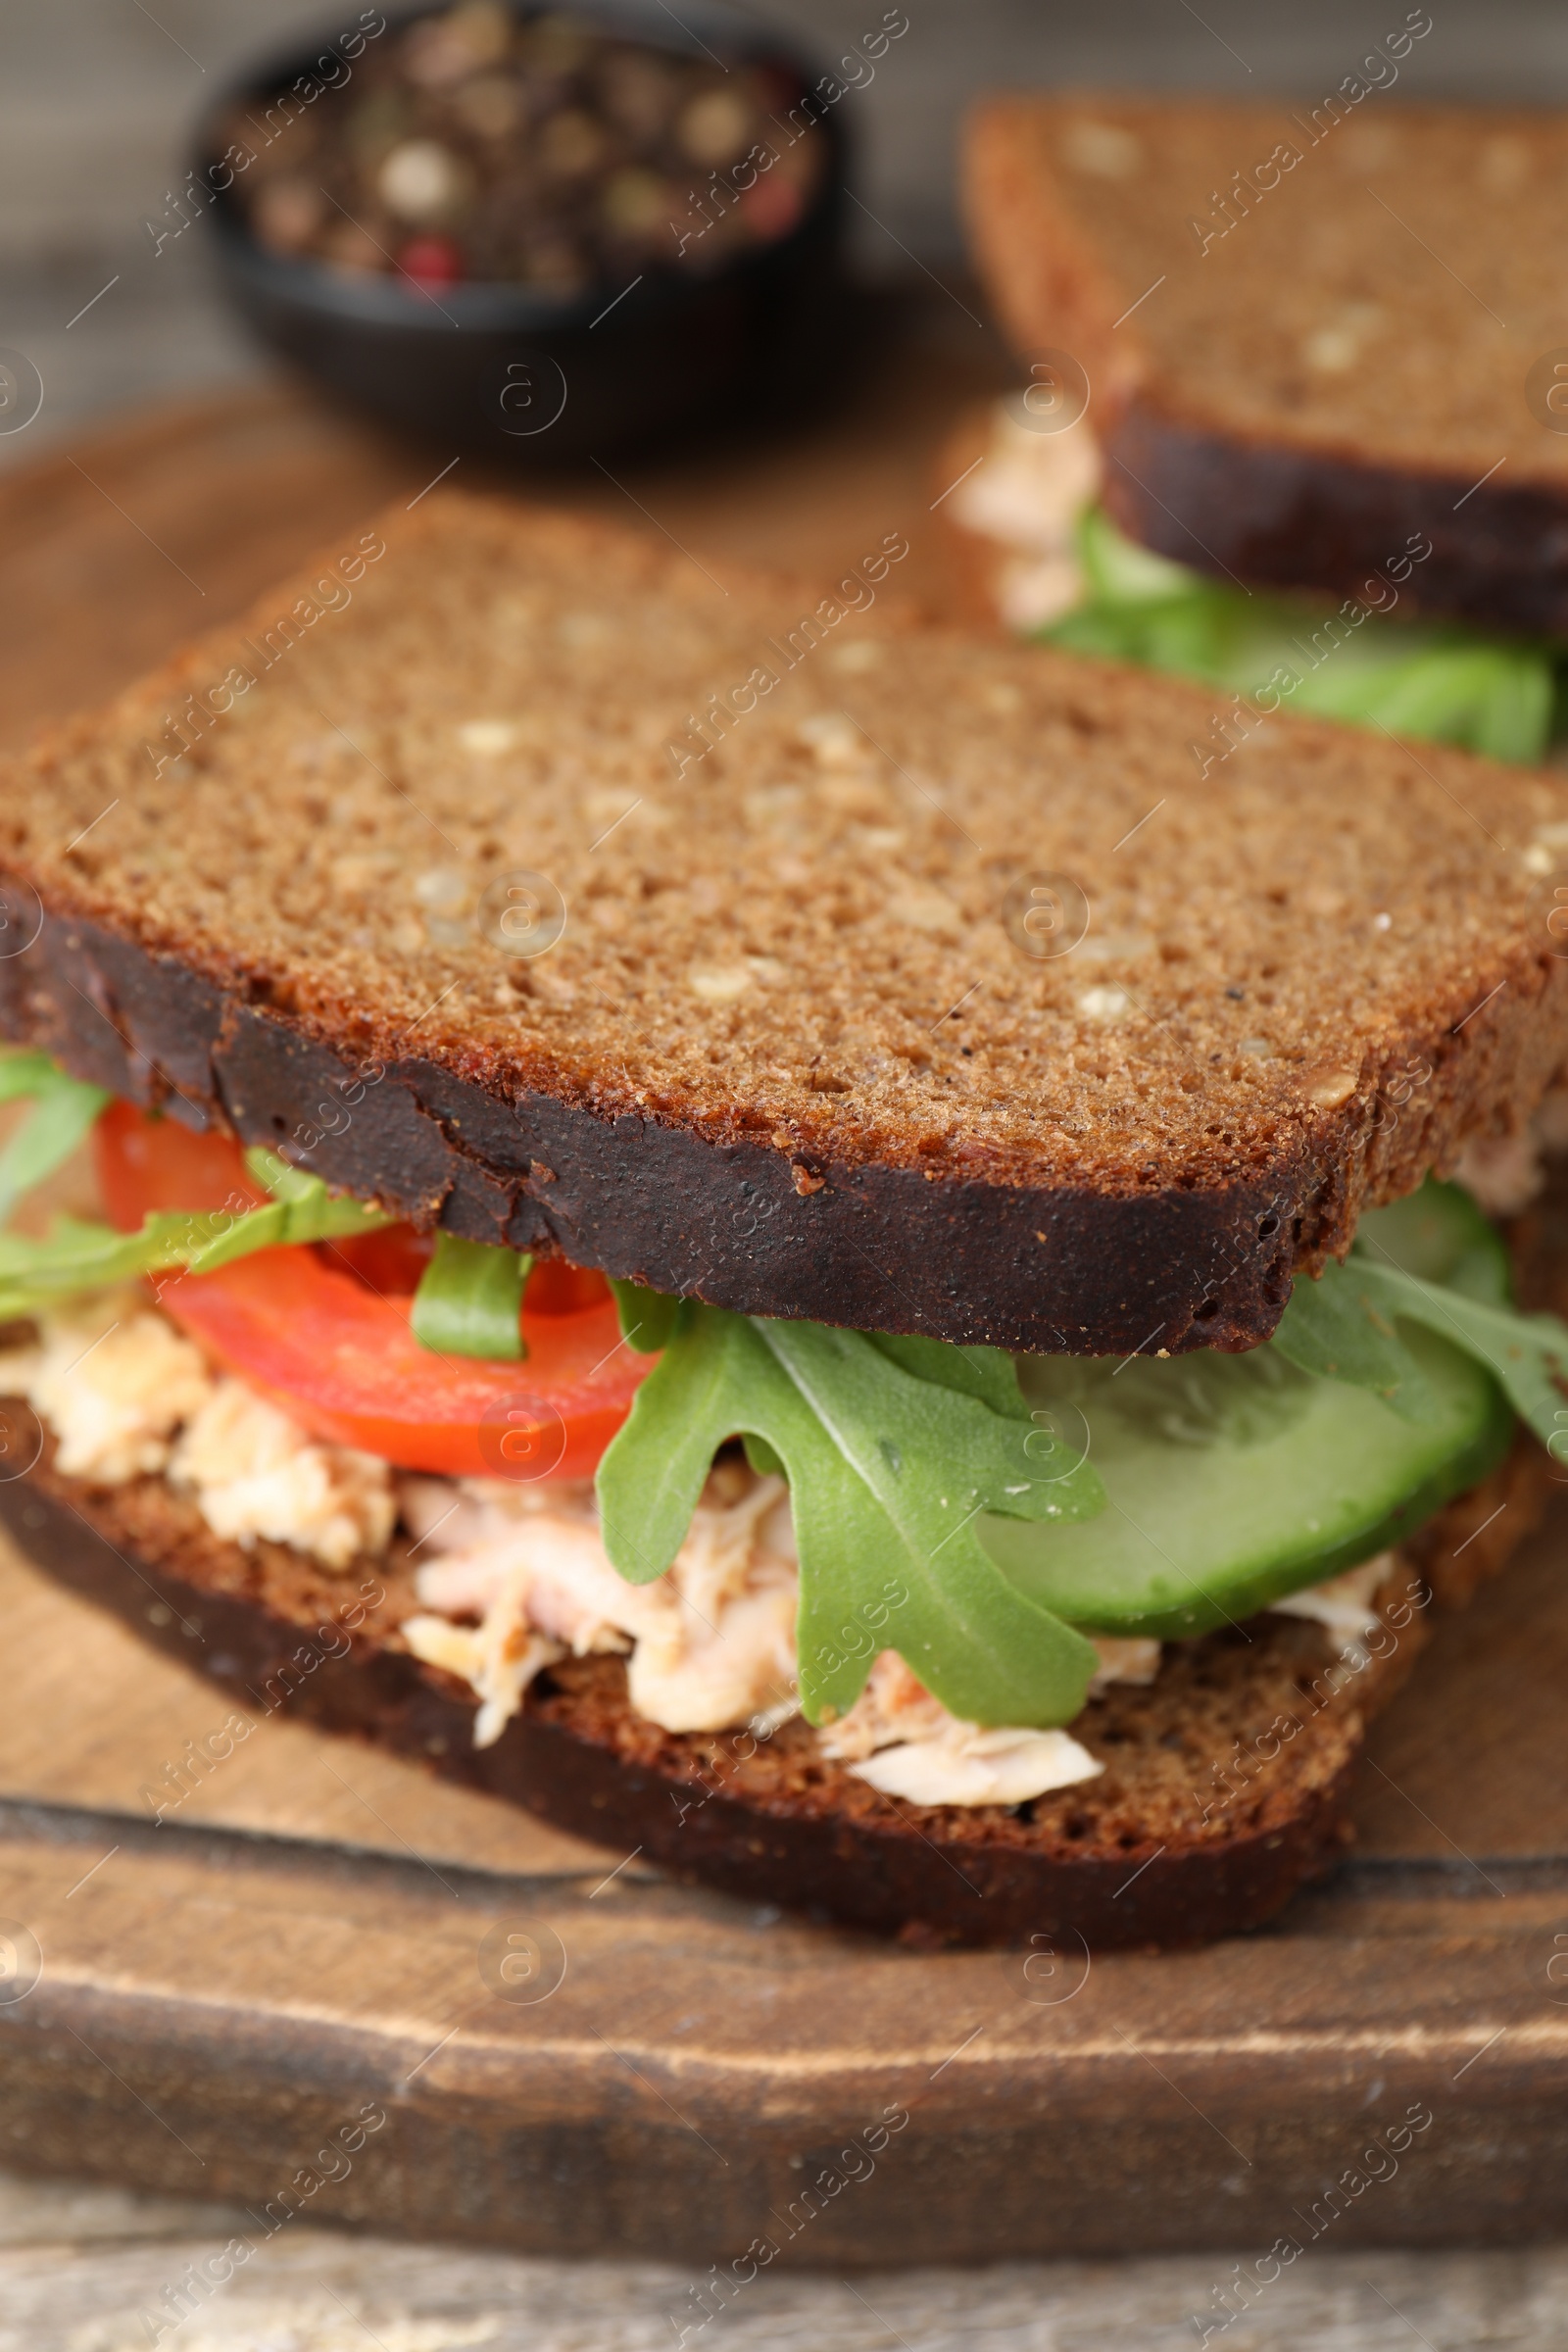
0,1414,1544,1949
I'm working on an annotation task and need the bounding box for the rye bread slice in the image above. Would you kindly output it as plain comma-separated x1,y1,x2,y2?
962,95,1568,633
0,1417,1544,1948
3,496,1568,1355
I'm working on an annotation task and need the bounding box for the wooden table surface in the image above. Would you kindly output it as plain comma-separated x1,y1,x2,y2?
4,2165,1567,2352
3,2173,1568,2352
1,356,1567,2281
0,303,999,750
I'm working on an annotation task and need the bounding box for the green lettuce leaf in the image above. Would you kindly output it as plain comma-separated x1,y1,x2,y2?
595,1299,1104,1729
1047,507,1558,763
411,1233,529,1360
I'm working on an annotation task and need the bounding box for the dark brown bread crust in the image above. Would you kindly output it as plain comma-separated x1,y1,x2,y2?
1104,402,1568,640
6,895,1568,1362
1,1417,1544,1948
0,906,1307,1357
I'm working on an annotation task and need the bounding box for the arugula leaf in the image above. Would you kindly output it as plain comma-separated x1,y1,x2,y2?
0,1212,197,1317
595,1301,1104,1729
182,1147,388,1265
411,1233,529,1360
609,1276,682,1354
1359,1260,1568,1449
598,1300,759,1579
864,1330,1031,1419
1353,1178,1512,1304
0,1050,525,1365
0,1060,111,1224
0,1053,64,1104
1077,504,1193,605
0,1144,392,1320
1274,1169,1568,1453
1277,1249,1568,1454
1270,1256,1442,1421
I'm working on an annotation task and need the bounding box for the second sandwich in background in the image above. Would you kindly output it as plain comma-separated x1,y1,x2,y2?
955,90,1568,773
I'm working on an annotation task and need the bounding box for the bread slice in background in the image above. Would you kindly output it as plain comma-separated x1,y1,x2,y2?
962,95,1568,633
4,493,1568,1357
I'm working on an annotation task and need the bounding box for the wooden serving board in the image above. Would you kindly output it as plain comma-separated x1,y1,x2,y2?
1,350,1567,2259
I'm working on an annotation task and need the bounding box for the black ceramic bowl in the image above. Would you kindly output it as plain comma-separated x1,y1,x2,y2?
196,0,850,464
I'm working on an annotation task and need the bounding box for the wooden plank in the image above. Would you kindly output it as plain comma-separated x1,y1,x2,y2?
1352,1523,1568,1860
0,312,1007,751
0,1544,619,1879
5,2167,1568,2352
0,357,1565,2255
1,1788,1566,2261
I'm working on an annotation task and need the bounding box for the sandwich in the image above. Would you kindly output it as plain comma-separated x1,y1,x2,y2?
0,493,1566,1951
954,90,1568,765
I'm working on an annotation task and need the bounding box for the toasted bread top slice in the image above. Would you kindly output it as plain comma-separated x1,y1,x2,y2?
1,492,1566,1355
965,94,1567,486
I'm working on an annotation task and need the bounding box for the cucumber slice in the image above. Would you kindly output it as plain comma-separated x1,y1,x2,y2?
982,1326,1511,1639
1354,1177,1511,1303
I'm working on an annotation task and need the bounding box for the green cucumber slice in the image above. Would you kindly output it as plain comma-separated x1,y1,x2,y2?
981,1327,1511,1639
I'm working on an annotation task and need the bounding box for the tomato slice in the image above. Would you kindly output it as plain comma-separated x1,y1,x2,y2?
327,1223,435,1298
95,1099,272,1224
92,1102,649,1480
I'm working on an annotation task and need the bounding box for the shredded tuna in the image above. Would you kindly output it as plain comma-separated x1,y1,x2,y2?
1271,1554,1390,1643
171,1377,394,1572
0,1292,392,1569
0,1291,213,1484
950,400,1101,628
406,1469,800,1745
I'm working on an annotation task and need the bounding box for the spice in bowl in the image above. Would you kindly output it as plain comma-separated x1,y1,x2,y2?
223,2,828,299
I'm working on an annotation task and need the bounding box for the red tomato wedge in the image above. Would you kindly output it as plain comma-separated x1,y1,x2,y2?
93,1102,650,1480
